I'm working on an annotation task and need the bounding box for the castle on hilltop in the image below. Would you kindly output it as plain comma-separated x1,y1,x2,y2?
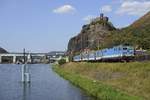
91,13,109,25
67,13,116,58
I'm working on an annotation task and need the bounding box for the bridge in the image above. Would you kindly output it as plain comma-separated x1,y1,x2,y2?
0,52,46,63
0,52,64,64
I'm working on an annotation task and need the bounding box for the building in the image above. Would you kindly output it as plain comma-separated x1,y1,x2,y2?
46,51,66,63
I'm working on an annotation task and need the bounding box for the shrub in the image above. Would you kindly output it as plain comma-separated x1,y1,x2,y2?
58,59,66,65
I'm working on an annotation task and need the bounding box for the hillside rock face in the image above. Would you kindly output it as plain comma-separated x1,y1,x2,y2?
68,14,116,54
0,47,8,53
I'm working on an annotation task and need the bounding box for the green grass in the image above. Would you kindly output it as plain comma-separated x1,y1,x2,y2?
147,50,150,55
58,62,150,99
53,64,144,100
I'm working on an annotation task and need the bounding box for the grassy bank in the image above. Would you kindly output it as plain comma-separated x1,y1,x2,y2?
52,62,148,100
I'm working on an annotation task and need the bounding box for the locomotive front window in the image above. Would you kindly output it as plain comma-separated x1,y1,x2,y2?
123,48,127,50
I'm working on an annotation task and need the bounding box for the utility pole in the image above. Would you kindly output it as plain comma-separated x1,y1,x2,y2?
81,34,83,61
98,39,100,50
23,48,26,64
22,48,30,83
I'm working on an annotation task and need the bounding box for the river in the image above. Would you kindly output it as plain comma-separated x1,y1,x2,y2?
0,64,95,100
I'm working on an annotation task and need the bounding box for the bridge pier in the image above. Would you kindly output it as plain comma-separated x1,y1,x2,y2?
13,55,16,63
0,55,1,63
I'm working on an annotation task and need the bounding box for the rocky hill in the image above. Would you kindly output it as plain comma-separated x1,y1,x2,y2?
68,14,116,54
0,47,8,53
68,11,150,56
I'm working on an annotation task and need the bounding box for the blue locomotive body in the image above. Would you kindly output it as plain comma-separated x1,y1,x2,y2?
73,45,135,62
88,52,95,61
101,45,134,59
73,55,81,62
82,53,89,61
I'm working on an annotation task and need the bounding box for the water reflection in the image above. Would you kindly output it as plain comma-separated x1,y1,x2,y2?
21,82,31,100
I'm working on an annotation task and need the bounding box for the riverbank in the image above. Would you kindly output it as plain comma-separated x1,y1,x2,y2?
52,62,150,100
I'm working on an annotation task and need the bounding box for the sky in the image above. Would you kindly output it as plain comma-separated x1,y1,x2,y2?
0,0,150,53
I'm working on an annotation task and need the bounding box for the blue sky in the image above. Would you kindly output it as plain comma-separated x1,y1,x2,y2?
0,0,150,52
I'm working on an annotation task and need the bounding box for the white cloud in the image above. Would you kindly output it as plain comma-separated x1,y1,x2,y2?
53,5,76,14
101,5,112,13
82,15,96,23
116,0,150,16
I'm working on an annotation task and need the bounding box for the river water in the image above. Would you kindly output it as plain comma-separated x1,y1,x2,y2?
0,64,95,100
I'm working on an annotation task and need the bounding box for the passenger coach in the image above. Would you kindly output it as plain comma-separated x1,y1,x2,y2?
73,45,135,62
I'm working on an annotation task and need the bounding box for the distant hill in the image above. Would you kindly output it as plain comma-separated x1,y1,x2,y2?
103,11,150,50
125,11,150,49
0,47,8,53
129,11,150,29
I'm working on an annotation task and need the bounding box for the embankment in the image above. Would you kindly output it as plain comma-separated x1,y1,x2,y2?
52,62,150,100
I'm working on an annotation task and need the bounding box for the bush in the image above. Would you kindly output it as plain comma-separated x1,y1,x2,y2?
58,59,66,65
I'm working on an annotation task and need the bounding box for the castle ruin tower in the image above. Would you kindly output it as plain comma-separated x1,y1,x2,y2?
100,13,104,20
104,17,109,22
